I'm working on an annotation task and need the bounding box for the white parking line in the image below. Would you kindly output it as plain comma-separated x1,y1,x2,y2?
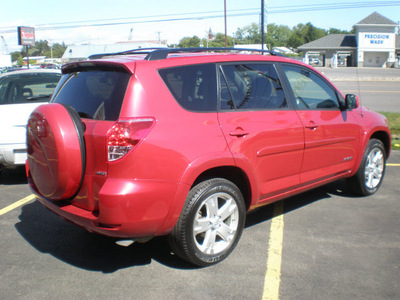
262,201,284,300
0,194,35,216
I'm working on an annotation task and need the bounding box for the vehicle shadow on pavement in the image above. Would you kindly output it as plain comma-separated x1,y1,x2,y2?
0,166,27,185
15,181,355,272
245,179,355,228
15,201,198,272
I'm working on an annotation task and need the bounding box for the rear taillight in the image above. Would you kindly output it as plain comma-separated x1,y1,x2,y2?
107,118,155,162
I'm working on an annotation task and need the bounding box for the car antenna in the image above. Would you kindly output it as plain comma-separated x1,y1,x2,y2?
355,66,364,117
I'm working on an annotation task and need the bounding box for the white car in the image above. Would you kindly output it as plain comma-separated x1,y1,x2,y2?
0,69,61,170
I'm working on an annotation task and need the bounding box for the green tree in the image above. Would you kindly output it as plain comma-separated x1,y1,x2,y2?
307,24,326,42
11,51,22,62
287,23,327,48
45,42,68,58
234,23,261,44
327,28,349,34
35,40,50,55
265,24,292,48
17,56,24,66
18,40,68,59
178,36,201,48
206,33,234,47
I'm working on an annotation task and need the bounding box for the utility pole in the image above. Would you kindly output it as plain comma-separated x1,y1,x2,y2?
224,0,227,47
261,0,267,51
261,0,264,50
156,31,161,44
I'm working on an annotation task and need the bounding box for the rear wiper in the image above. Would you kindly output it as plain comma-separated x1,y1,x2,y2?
27,95,52,101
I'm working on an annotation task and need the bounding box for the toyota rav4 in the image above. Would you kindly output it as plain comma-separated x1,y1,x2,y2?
26,48,391,266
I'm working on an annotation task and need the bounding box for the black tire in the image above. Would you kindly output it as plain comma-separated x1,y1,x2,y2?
346,139,386,196
168,178,246,267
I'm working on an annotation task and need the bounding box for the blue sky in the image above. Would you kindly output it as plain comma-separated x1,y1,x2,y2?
1,0,399,51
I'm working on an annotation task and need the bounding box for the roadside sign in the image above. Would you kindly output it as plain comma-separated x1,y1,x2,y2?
18,26,35,46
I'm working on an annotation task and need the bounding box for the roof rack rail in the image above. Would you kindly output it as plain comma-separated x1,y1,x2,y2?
88,47,286,61
144,47,286,61
88,48,168,60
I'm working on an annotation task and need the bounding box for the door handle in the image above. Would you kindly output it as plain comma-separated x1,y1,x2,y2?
305,122,319,130
229,129,249,137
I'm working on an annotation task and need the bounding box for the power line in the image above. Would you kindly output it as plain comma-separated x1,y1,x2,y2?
1,1,399,33
270,1,400,13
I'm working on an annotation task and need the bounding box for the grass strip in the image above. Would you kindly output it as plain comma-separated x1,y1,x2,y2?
379,112,400,150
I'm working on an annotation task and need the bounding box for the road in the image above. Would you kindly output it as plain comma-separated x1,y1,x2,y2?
1,151,399,300
319,66,400,112
334,81,400,113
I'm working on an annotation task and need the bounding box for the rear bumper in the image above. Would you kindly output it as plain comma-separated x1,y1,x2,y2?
0,144,26,166
31,177,183,238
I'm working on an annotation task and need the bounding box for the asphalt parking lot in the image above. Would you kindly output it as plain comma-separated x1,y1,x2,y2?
0,151,399,300
1,67,400,300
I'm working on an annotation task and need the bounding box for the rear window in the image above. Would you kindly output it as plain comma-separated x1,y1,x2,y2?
158,63,217,112
52,70,130,121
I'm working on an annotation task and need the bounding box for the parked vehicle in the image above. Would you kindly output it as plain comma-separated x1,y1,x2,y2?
0,69,61,170
26,48,391,266
309,57,321,65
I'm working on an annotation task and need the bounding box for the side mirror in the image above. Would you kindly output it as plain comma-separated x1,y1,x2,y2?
345,94,359,109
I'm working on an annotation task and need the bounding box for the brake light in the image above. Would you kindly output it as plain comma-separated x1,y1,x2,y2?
107,118,155,162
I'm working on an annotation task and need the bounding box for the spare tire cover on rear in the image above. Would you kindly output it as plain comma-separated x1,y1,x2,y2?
27,103,85,200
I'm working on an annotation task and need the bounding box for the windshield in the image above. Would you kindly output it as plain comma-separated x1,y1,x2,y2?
52,70,130,121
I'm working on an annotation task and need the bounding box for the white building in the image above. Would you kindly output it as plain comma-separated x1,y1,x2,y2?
62,41,168,62
0,55,12,68
355,12,398,67
299,12,399,68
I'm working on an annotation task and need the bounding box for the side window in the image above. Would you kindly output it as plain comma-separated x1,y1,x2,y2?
219,63,287,110
158,64,217,112
282,64,340,109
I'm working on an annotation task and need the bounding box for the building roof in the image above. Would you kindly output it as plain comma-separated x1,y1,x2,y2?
298,34,356,50
62,41,168,61
355,11,398,26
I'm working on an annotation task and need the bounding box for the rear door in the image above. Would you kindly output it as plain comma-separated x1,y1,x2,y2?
51,66,132,210
281,64,360,184
217,63,304,204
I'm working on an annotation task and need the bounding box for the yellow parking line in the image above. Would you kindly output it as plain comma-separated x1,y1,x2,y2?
0,194,36,216
262,201,284,300
387,163,400,166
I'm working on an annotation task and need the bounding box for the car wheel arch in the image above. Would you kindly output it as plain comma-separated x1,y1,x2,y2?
370,130,391,158
351,128,391,178
157,159,255,237
179,154,258,207
191,166,251,209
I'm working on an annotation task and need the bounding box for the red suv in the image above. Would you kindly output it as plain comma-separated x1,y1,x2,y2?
26,48,391,266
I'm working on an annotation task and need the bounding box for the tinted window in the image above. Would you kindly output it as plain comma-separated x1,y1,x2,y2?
53,70,130,121
0,72,61,105
159,64,217,112
282,65,340,109
219,64,287,110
